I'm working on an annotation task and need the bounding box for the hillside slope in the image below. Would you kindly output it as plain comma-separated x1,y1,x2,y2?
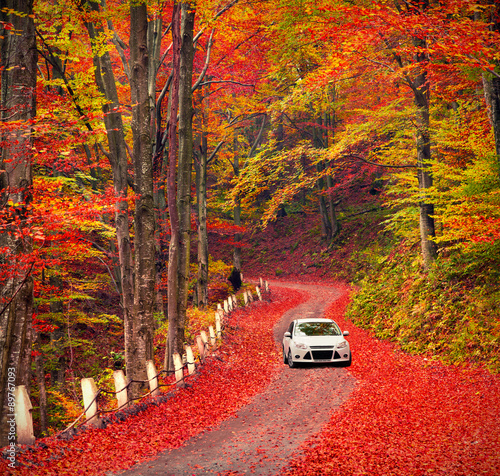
211,199,500,373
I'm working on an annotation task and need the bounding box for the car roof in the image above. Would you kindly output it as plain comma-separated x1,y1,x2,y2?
294,318,335,324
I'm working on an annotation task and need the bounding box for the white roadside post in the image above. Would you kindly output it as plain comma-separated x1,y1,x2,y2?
81,378,100,427
185,345,196,375
14,386,35,445
113,370,129,409
256,286,262,301
209,326,216,347
146,360,160,396
173,353,184,385
200,330,208,350
196,335,205,361
215,312,222,338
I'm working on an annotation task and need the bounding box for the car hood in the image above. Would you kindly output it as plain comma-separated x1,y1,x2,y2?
294,335,345,346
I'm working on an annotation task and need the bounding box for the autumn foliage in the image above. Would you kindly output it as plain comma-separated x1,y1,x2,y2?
1,0,500,469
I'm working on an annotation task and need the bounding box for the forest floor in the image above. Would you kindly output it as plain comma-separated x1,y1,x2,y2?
4,280,500,475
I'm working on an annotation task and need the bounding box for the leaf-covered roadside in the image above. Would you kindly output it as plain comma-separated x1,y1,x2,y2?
284,285,500,476
345,240,500,374
1,288,307,476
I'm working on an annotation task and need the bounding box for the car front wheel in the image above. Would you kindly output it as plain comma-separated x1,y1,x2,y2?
288,350,296,368
283,346,288,364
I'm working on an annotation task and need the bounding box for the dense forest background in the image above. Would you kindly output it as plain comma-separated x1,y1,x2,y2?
1,0,499,442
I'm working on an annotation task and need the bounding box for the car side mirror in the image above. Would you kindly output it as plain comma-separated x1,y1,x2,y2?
343,331,350,336
284,331,291,338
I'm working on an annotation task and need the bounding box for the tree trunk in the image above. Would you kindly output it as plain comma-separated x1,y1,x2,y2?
129,0,155,391
482,0,500,175
316,161,332,240
84,1,136,392
0,0,37,447
232,115,266,273
233,145,243,273
324,105,340,238
326,176,340,238
233,198,243,272
166,3,182,370
412,1,437,267
148,14,162,141
196,131,209,307
148,14,169,316
175,1,196,356
314,116,337,240
483,75,500,170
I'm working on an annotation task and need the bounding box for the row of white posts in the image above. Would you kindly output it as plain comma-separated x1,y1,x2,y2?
13,280,270,445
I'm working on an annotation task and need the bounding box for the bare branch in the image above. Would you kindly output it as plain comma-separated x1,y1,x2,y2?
465,54,500,80
248,115,267,158
198,79,254,88
344,154,416,169
207,141,225,164
225,112,265,128
79,237,121,298
35,30,94,132
97,142,112,160
159,42,173,71
106,19,130,80
192,30,214,92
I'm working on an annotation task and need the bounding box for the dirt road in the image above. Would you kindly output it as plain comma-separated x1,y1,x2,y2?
115,283,356,475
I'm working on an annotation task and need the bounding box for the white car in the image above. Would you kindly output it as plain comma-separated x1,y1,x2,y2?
283,318,351,368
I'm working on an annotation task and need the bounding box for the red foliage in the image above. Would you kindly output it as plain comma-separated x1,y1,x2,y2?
283,284,500,476
1,288,307,476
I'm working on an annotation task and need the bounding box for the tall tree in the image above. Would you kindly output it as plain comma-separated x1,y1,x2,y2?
407,0,438,266
166,2,195,369
129,0,155,387
0,0,37,446
82,0,135,372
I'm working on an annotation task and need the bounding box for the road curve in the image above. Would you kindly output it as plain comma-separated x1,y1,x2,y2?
114,283,357,476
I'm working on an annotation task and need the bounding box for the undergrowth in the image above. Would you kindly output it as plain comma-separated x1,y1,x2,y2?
347,242,500,373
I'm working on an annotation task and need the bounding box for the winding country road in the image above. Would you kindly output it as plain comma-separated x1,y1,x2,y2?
115,283,356,476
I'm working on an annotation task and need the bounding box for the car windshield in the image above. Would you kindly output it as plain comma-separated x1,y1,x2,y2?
295,322,341,337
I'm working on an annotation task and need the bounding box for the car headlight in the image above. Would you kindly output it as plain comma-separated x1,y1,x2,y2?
295,342,308,350
337,341,348,349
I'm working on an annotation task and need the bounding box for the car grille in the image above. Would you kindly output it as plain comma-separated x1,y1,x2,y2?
312,350,334,360
310,346,334,349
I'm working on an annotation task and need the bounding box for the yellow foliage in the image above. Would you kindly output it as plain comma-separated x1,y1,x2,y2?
47,389,83,432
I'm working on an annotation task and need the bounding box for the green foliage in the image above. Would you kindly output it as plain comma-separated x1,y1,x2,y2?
45,389,83,433
105,351,125,369
431,152,500,250
347,244,500,373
